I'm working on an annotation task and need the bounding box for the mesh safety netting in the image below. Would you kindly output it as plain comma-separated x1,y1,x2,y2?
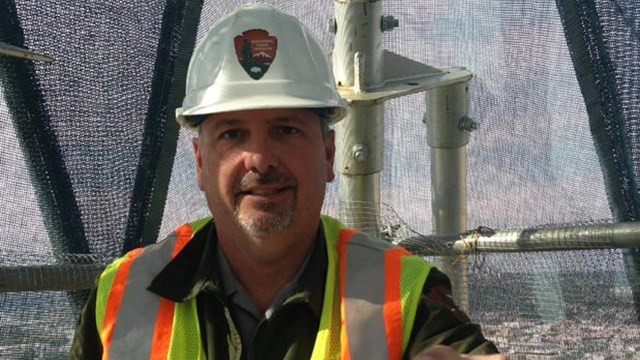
0,0,639,359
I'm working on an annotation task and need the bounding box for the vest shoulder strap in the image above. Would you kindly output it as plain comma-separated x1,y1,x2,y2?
96,220,209,359
315,216,433,360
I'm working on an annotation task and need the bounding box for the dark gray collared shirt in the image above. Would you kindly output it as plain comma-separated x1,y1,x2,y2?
216,239,315,349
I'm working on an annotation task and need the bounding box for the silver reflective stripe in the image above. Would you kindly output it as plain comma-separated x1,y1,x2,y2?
108,232,180,359
344,233,394,359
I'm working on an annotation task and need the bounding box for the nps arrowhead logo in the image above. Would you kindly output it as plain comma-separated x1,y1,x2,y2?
234,29,278,80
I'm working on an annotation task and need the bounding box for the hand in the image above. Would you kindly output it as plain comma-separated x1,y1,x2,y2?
413,345,509,360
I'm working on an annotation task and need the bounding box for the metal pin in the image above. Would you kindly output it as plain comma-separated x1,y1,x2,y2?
459,117,480,132
0,41,54,63
381,15,399,32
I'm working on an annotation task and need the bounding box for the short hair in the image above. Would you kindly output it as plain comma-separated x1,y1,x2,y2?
194,110,333,142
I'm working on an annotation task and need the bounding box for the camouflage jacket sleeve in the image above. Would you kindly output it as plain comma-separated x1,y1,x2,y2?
404,267,501,358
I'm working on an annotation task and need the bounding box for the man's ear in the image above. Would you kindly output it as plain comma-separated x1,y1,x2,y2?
325,129,336,182
193,137,205,191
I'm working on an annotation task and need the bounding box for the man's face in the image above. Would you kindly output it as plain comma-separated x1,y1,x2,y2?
193,108,335,240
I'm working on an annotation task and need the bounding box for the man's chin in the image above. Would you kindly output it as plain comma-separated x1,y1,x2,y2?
236,212,294,238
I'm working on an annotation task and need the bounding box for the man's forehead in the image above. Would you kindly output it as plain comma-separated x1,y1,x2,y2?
204,108,319,126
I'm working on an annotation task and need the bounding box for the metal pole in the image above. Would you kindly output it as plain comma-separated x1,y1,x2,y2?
400,221,640,255
0,264,104,292
5,221,640,293
452,222,640,253
333,0,385,238
425,81,472,311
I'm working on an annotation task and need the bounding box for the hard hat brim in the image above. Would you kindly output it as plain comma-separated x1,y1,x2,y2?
176,96,347,129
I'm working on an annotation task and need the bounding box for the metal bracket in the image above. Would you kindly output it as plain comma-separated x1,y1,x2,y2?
334,50,472,104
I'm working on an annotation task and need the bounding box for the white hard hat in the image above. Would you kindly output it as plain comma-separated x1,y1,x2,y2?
176,3,348,129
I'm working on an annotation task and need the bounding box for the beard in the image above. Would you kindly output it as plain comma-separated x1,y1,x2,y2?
233,170,297,237
236,204,295,237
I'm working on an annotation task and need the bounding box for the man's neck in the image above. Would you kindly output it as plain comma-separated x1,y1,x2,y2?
217,226,319,313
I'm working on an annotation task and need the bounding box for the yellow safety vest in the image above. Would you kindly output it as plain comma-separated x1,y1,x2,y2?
95,216,432,359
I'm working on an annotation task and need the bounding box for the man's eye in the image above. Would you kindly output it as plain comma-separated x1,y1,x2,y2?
220,129,244,140
279,126,300,135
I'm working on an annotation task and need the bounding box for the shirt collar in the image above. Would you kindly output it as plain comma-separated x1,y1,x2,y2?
147,220,327,318
148,220,220,302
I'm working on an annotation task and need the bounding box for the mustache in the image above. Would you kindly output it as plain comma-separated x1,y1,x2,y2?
233,170,297,194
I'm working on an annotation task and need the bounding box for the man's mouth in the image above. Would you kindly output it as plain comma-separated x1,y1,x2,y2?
238,187,289,197
233,171,297,198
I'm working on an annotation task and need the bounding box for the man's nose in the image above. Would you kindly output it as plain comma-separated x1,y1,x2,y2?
243,137,279,174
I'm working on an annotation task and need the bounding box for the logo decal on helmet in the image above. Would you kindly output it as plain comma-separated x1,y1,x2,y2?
234,29,278,80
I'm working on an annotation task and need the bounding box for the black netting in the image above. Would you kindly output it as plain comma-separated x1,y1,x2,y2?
1,0,167,262
467,250,640,358
0,292,79,359
1,0,639,358
556,0,640,322
0,0,197,357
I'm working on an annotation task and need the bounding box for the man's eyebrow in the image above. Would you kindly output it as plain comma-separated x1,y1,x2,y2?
269,115,308,124
211,118,244,129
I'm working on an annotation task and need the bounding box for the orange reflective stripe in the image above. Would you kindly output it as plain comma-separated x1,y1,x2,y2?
316,216,432,359
384,247,410,359
338,228,357,360
338,229,411,359
173,223,195,257
101,248,144,360
149,223,195,359
150,299,176,359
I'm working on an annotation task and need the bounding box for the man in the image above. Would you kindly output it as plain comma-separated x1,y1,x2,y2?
70,4,507,359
